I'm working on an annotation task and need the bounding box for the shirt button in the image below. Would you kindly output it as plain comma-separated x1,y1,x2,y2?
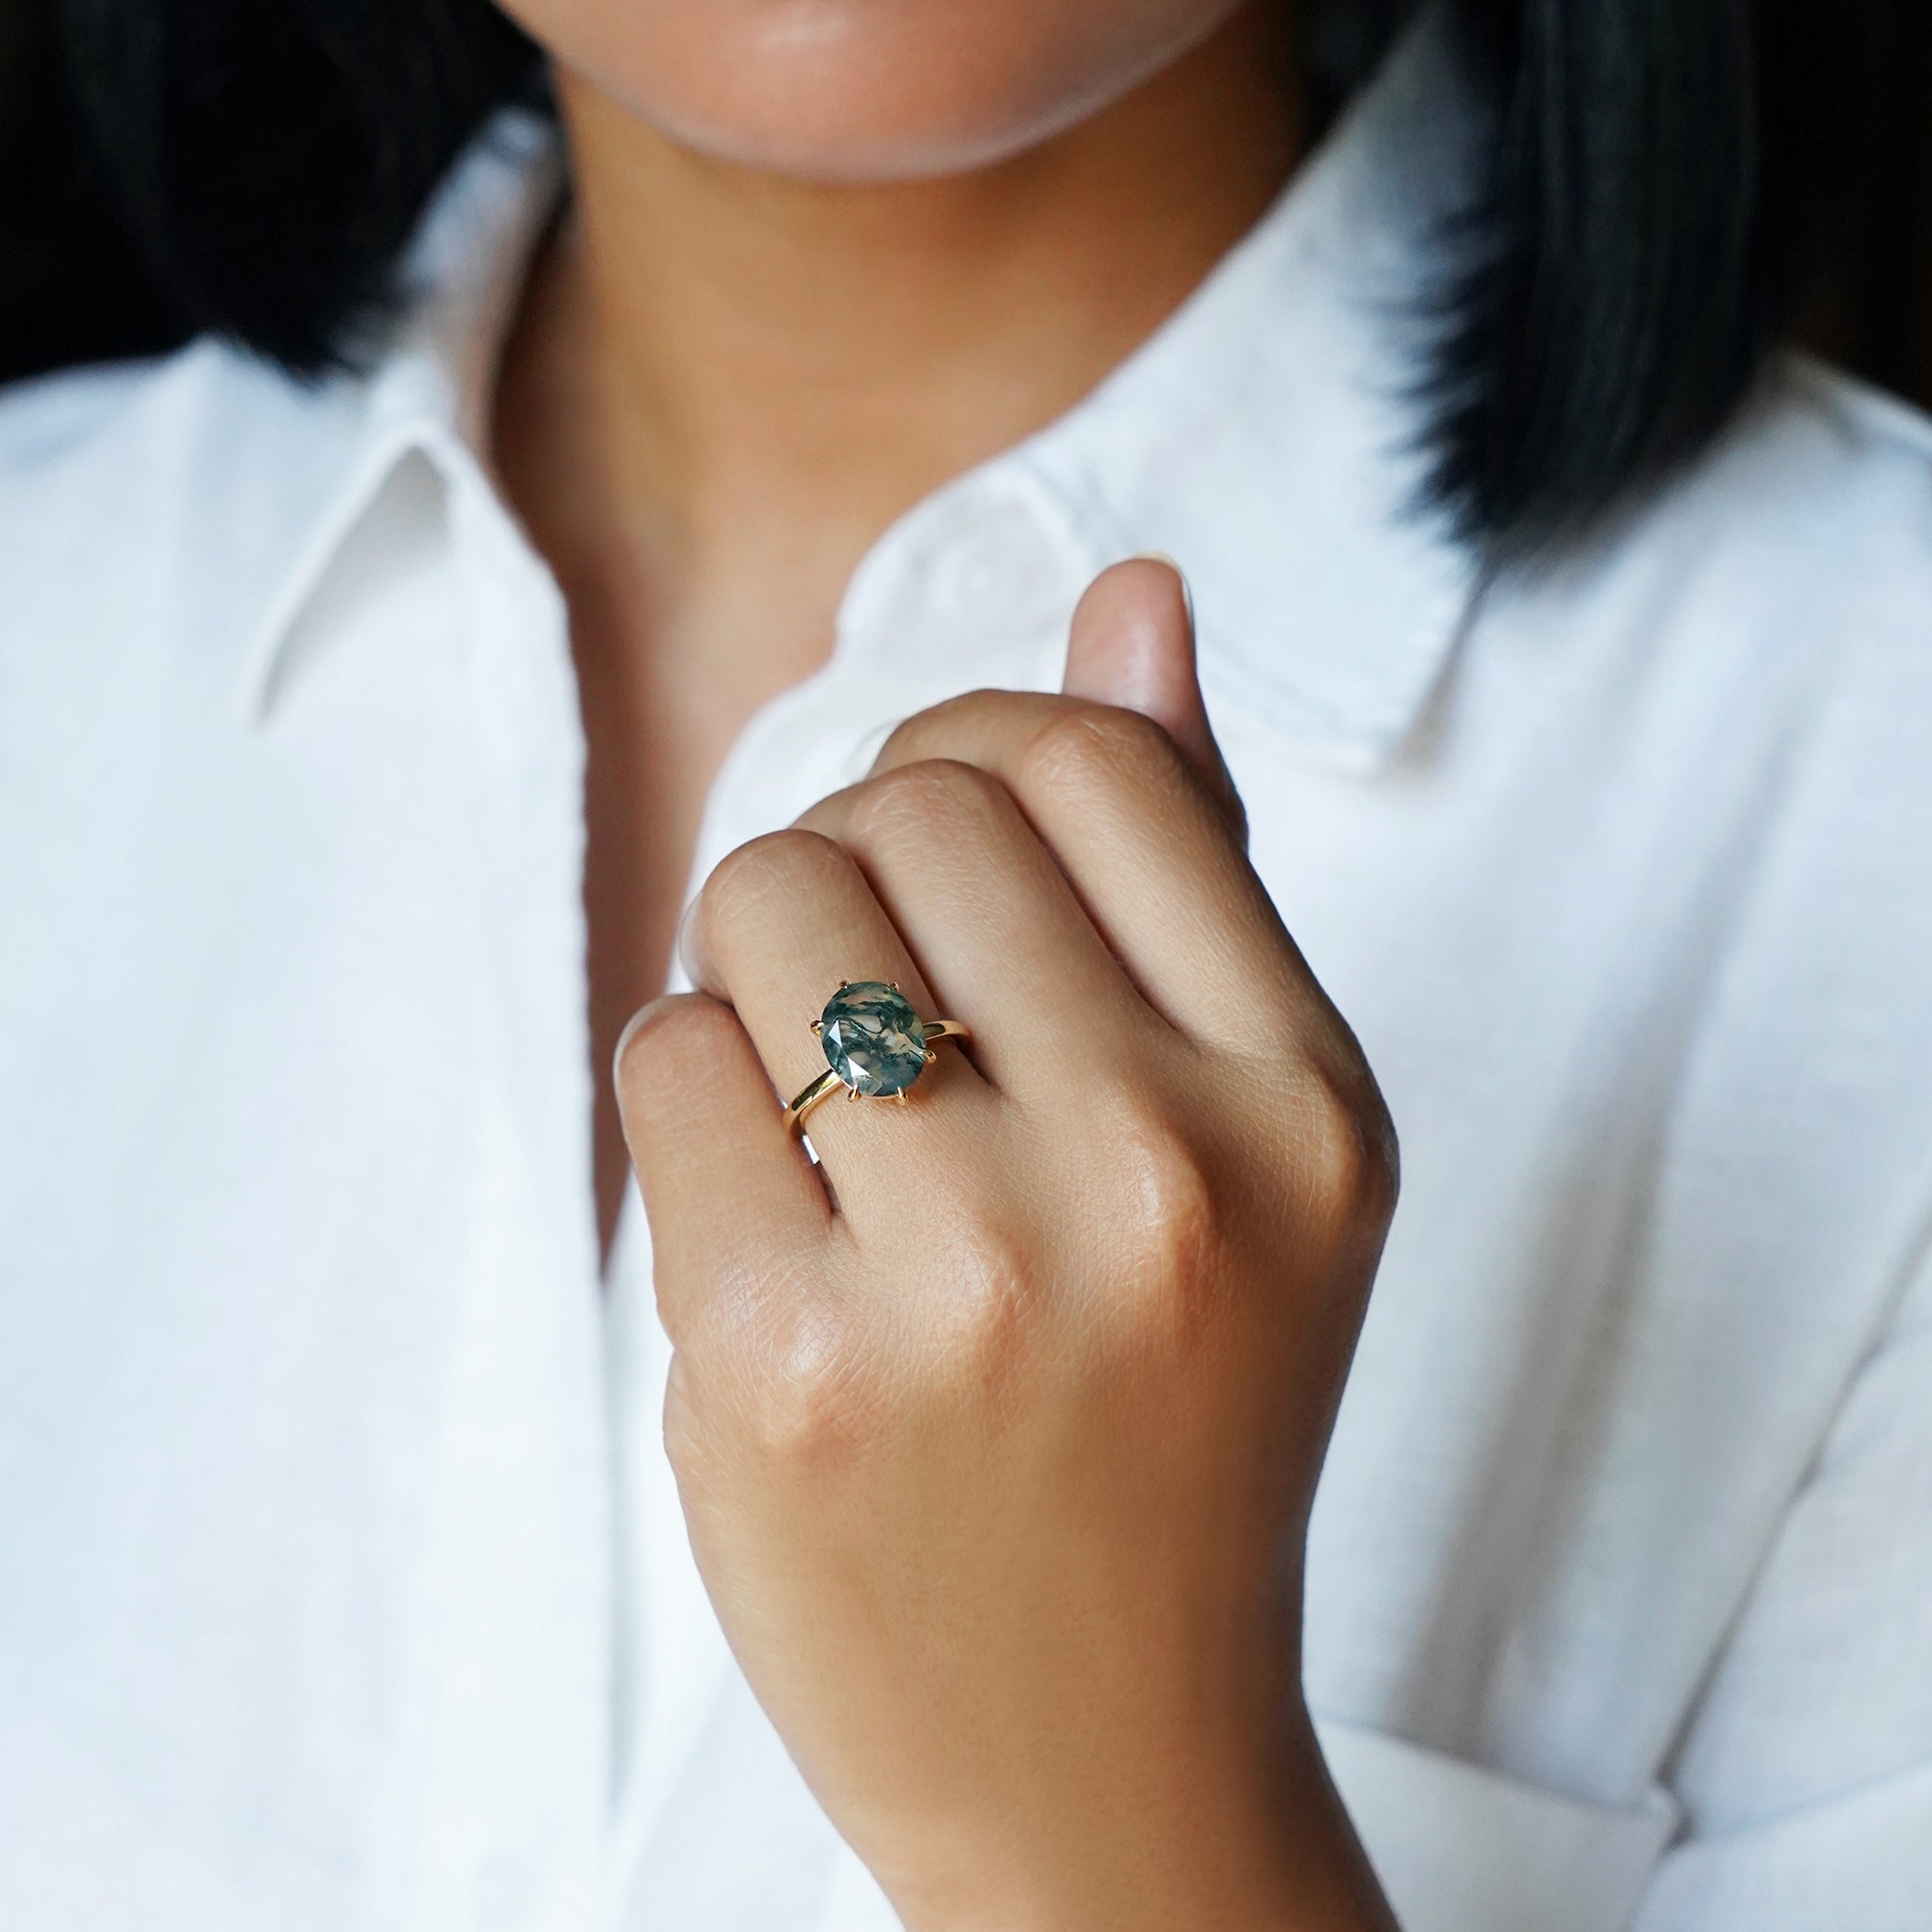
837,474,1093,683
918,513,1085,660
929,509,1052,615
952,547,998,606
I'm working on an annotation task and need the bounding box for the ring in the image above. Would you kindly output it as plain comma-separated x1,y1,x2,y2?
782,980,970,1134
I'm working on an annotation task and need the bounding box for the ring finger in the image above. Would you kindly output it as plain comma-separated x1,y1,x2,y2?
793,756,1156,1105
682,827,995,1204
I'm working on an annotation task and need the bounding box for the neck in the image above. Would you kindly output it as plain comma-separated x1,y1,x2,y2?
492,8,1302,1258
508,7,1300,639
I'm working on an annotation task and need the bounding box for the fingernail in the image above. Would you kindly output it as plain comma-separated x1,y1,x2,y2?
672,894,703,988
1131,550,1195,633
612,1001,664,1086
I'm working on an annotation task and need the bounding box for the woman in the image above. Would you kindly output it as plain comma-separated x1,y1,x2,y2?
2,3,1929,1928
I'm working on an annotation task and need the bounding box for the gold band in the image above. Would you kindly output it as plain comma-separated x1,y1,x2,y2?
781,1068,845,1135
783,1018,970,1135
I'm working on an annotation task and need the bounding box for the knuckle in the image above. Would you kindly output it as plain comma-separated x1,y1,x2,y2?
874,707,947,770
742,1296,885,1463
1019,700,1182,806
903,1207,1041,1423
1296,1052,1401,1239
846,755,1006,850
614,992,736,1095
1063,1091,1230,1352
1128,1122,1221,1264
1111,1113,1224,1322
700,828,846,939
936,1212,1039,1354
875,690,1008,768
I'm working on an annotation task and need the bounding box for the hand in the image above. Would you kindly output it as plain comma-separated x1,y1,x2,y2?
616,560,1400,1931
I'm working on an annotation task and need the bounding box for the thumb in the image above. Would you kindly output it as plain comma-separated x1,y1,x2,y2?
1062,555,1247,846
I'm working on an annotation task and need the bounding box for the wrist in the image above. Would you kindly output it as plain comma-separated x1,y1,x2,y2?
885,1709,1395,1932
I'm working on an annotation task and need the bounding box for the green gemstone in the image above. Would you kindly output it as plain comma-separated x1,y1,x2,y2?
819,981,929,1097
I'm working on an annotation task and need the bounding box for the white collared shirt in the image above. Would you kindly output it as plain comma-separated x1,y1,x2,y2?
5,26,1932,1932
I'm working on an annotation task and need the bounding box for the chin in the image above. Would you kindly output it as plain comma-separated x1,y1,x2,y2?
506,0,1249,181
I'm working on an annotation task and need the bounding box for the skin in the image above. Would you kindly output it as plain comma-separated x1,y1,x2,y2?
493,1,1299,1247
621,564,1401,1931
499,0,1264,180
490,2,1399,1922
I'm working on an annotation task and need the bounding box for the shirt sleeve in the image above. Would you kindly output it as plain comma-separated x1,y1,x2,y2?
1631,1240,1932,1932
1316,1719,1677,1932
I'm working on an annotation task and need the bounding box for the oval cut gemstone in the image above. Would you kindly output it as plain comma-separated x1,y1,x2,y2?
819,981,929,1097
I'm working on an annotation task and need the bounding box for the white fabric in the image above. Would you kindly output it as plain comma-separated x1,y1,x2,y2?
1314,1719,1677,1932
5,24,1932,1932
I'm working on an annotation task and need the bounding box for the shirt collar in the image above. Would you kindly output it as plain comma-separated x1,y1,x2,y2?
1020,14,1485,766
238,16,1481,767
234,110,562,721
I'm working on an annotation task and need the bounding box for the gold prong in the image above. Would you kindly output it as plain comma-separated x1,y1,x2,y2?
895,1091,909,1105
924,1050,937,1065
847,1086,860,1102
809,1020,822,1035
890,980,899,991
838,980,848,990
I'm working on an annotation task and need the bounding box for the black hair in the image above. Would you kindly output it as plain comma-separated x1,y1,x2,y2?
1,1,542,378
1426,0,1891,545
0,1,1900,549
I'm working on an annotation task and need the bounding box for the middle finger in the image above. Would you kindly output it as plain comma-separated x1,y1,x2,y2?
795,757,1157,1105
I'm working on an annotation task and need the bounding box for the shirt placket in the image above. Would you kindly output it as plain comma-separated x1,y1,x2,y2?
398,477,613,1932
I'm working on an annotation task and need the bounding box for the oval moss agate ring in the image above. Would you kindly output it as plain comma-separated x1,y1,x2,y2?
781,981,970,1135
